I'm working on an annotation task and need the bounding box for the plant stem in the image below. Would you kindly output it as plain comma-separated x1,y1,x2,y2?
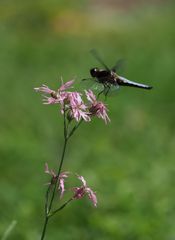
48,198,73,218
40,217,49,240
68,119,83,138
40,111,83,240
48,138,68,212
40,138,68,240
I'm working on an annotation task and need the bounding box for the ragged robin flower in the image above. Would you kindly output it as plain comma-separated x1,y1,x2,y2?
72,175,97,207
85,89,110,124
34,80,74,105
68,92,91,122
45,163,69,198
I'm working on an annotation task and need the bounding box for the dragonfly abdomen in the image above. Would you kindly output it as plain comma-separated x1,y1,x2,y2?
117,76,152,89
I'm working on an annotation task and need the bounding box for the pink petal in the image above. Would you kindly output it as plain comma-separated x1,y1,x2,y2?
44,163,50,174
59,80,74,91
60,172,69,178
85,90,97,103
86,188,97,207
58,172,70,198
59,178,65,199
77,175,87,187
44,163,56,178
50,170,57,178
34,84,54,94
42,96,58,105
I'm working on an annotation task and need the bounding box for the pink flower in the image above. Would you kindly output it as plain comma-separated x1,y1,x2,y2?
72,175,97,207
91,102,110,124
45,163,69,198
85,90,110,124
68,92,91,122
34,80,74,105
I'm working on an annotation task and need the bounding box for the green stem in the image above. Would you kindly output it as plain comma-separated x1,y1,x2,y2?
48,198,73,218
68,119,83,138
40,217,49,240
48,138,68,212
48,108,69,212
40,137,68,240
45,184,52,215
40,109,68,240
40,111,83,240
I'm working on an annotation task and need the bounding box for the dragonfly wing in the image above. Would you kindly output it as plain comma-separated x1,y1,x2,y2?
81,77,95,89
111,59,125,73
91,81,105,92
81,77,104,92
90,49,110,71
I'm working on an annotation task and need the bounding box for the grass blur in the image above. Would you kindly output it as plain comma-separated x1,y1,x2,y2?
0,1,175,239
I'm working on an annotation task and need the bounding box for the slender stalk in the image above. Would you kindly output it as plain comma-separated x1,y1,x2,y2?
40,109,69,240
40,217,49,240
48,198,73,218
48,109,68,212
48,138,68,212
45,184,52,215
40,110,82,240
68,119,83,138
40,137,68,240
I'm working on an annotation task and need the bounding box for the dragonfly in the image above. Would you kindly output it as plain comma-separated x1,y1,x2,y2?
82,49,152,97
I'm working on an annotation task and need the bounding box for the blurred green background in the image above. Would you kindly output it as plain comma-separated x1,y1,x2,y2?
0,0,175,239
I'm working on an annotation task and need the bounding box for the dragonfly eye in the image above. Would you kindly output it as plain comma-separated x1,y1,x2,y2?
90,68,99,77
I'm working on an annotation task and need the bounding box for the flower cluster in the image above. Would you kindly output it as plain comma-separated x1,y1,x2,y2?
34,80,110,124
45,163,97,207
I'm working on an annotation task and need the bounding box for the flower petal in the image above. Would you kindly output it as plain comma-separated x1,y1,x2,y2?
59,80,74,91
45,163,50,174
58,172,70,198
77,175,87,187
86,187,97,207
34,84,54,94
85,89,97,103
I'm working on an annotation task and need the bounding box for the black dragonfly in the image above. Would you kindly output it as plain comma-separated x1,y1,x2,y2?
83,49,152,97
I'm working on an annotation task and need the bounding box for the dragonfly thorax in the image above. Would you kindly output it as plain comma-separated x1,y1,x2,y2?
90,67,118,85
90,68,112,78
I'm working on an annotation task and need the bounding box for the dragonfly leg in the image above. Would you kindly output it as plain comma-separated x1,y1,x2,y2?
97,90,104,99
97,85,105,99
82,77,93,81
104,85,111,100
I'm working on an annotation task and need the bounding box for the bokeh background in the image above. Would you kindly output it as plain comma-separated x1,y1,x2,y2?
0,0,175,239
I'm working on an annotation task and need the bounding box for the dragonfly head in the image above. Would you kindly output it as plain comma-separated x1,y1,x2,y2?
90,68,99,77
